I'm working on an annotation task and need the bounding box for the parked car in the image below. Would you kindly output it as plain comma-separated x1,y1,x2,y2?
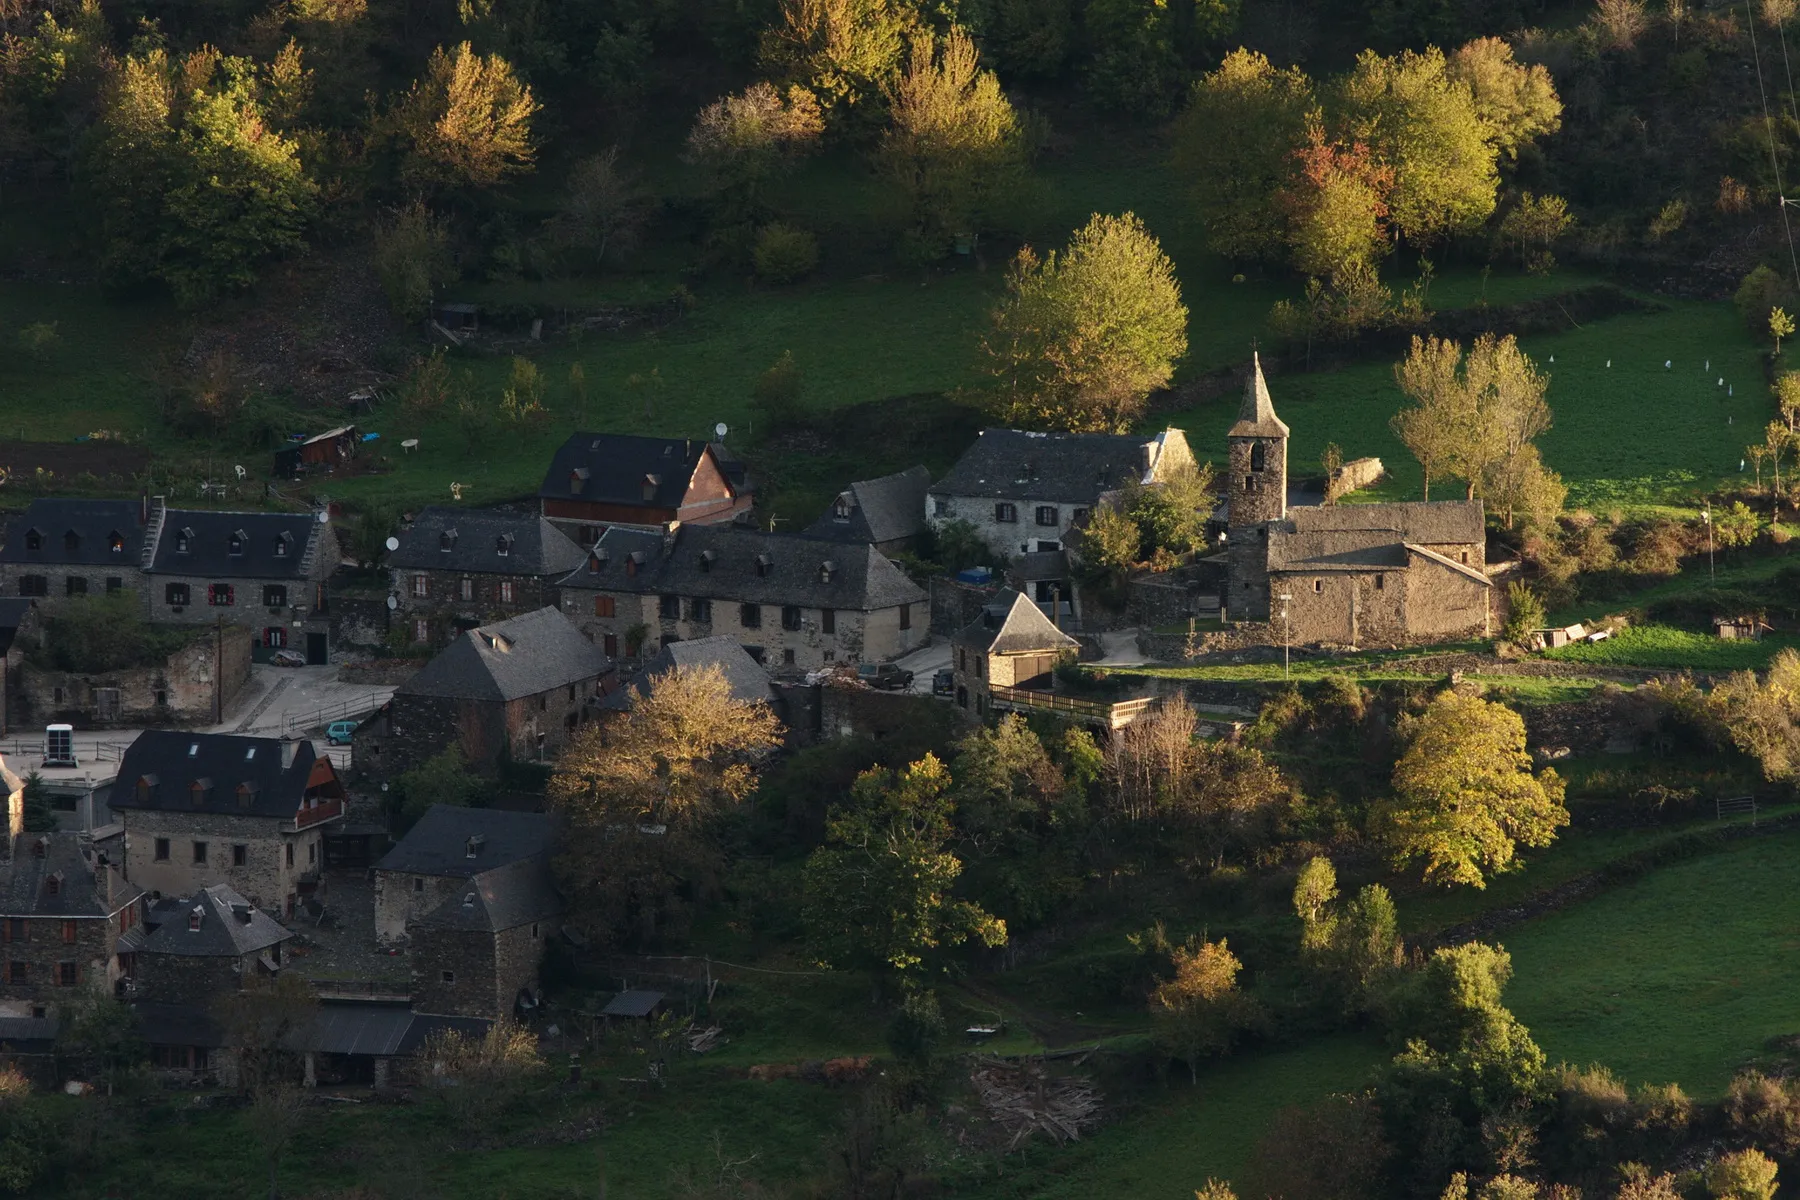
932,668,955,696
271,649,306,667
856,663,915,691
326,720,359,746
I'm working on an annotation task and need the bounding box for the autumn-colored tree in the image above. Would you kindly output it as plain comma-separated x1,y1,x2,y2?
1706,1149,1779,1200
760,0,913,114
1381,690,1569,888
877,28,1024,254
1706,649,1800,782
983,212,1188,433
685,81,824,222
393,42,538,191
1171,49,1313,262
1496,192,1573,274
549,663,783,943
1447,37,1562,160
1773,306,1795,354
1149,935,1262,1082
1390,335,1472,501
1339,47,1498,246
1276,124,1393,280
420,1018,544,1131
1291,855,1338,954
802,754,1007,979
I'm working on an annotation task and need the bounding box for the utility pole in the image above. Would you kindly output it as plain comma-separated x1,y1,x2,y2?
1278,592,1292,681
1703,501,1715,587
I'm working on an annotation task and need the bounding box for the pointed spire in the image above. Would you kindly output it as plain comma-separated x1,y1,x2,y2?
1229,352,1289,439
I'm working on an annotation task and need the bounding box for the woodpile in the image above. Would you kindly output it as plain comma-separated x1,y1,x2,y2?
969,1060,1102,1148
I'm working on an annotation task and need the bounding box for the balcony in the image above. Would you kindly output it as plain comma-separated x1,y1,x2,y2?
294,798,345,830
989,684,1163,731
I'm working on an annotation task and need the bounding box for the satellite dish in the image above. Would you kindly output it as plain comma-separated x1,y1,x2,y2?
386,594,398,611
384,536,400,552
316,510,330,524
715,422,728,439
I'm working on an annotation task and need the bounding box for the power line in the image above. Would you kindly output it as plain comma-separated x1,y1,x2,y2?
1748,2,1800,292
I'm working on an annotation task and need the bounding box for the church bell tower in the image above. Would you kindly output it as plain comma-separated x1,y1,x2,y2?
1226,353,1289,621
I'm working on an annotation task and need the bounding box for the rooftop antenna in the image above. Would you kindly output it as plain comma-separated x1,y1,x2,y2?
714,422,728,442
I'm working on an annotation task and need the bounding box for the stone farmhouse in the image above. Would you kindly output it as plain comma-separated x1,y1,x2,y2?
387,506,587,647
109,732,347,916
131,883,291,1008
949,590,1080,717
1225,356,1492,645
801,465,931,555
0,498,338,659
0,829,144,1018
373,806,559,1020
554,523,928,669
928,428,1196,559
352,606,613,778
538,433,753,545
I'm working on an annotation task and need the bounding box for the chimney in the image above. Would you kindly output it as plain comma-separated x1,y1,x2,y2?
140,490,149,526
280,738,298,770
232,903,253,924
93,860,109,907
661,521,680,557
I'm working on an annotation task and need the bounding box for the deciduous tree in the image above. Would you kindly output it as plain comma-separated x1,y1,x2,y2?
544,147,650,268
983,212,1187,433
760,0,913,115
1447,38,1562,160
373,199,455,321
1381,690,1569,888
1276,123,1393,280
685,81,824,223
1149,935,1262,1082
550,663,782,943
393,42,538,192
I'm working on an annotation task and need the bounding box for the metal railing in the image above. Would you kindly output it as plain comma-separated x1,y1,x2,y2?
281,696,387,737
0,737,134,766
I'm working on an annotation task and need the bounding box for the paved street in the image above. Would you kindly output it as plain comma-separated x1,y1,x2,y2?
894,639,952,694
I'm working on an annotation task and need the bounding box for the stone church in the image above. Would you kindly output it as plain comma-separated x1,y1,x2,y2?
1225,356,1493,647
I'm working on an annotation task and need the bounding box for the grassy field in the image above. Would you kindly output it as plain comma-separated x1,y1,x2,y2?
1543,623,1800,670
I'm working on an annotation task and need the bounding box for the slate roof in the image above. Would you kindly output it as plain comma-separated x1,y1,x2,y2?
110,731,324,819
557,524,927,611
0,599,33,655
133,1002,225,1048
1286,501,1484,546
952,589,1081,654
299,1004,490,1056
148,509,319,579
417,856,561,933
0,832,140,918
375,805,555,878
140,884,290,958
0,499,147,566
601,635,772,711
931,430,1162,503
1406,544,1493,586
1229,353,1290,440
803,466,930,546
538,433,748,506
387,507,587,577
1267,529,1410,572
397,607,611,703
602,989,665,1018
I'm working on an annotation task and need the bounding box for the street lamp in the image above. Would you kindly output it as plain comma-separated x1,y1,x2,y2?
1277,592,1293,681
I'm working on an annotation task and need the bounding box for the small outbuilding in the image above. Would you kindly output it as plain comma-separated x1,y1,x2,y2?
600,989,667,1025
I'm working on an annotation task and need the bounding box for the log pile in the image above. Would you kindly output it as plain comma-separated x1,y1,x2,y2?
969,1060,1102,1148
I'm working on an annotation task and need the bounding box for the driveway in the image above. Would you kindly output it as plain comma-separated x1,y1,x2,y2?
895,640,952,695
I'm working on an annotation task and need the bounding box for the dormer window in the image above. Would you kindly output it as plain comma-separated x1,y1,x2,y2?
820,561,837,583
698,550,715,573
569,467,590,495
641,474,661,502
31,840,45,860
832,495,853,521
228,530,246,556
495,535,513,557
190,779,212,806
236,782,258,808
273,533,291,558
108,531,124,554
63,530,80,553
22,529,40,552
135,775,158,804
188,906,204,933
439,530,457,553
176,528,194,554
626,551,644,577
754,553,773,577
466,835,486,859
588,549,608,574
44,872,60,896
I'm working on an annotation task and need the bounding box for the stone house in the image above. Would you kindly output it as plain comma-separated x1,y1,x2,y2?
1225,355,1490,644
352,607,613,779
801,465,932,555
0,498,153,606
538,433,753,545
0,599,39,736
131,884,291,1007
949,590,1080,717
928,429,1196,560
372,805,555,944
109,732,347,917
386,506,587,647
144,505,339,663
408,855,561,1020
0,827,145,1019
554,523,927,670
19,621,252,728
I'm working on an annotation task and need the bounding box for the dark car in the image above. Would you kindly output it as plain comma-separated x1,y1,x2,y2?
932,668,955,696
857,663,915,691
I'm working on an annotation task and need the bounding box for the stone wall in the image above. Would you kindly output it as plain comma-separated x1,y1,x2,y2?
1127,562,1226,628
372,869,464,944
19,623,252,727
0,564,146,611
927,493,1097,561
120,809,326,912
411,926,508,1018
136,948,255,1007
329,592,391,650
0,915,123,1017
389,567,559,644
928,576,994,636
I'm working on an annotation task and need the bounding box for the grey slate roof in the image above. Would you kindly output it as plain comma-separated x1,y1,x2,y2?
418,855,561,933
0,833,140,918
557,523,926,611
376,806,555,879
388,507,587,577
111,731,322,819
299,1004,490,1055
932,430,1160,504
1229,353,1290,439
602,989,665,1018
0,499,147,566
602,635,772,711
538,433,747,506
1287,501,1484,546
1267,529,1410,572
149,509,319,580
141,884,290,958
397,607,611,703
803,466,930,546
952,589,1081,654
